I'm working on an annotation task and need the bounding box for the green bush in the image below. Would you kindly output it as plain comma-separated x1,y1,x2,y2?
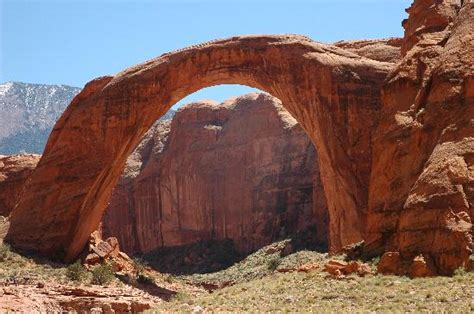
0,243,11,262
66,260,88,282
267,257,282,271
91,264,115,285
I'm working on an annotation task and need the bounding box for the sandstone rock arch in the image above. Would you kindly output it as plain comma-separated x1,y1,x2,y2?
6,35,392,261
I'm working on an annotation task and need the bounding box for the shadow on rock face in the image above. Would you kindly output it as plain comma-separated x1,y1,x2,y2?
138,227,328,275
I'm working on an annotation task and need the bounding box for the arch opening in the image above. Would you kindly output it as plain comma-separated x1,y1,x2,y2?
5,35,390,262
100,84,330,271
173,84,261,109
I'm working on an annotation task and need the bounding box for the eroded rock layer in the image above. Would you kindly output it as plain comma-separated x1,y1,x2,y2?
334,38,402,63
102,94,328,255
0,154,40,216
366,0,473,275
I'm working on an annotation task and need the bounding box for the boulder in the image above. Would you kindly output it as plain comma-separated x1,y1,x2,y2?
323,260,371,277
277,262,319,273
409,255,436,278
83,231,135,274
377,252,402,275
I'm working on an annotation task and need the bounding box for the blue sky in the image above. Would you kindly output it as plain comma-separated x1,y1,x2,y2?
1,0,411,108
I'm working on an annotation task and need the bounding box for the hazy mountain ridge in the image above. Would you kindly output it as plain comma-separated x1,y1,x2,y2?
0,82,175,154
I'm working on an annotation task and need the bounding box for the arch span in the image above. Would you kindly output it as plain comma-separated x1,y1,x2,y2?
6,35,391,261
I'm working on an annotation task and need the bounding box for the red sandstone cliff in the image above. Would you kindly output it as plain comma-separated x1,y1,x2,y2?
102,93,328,255
367,0,473,275
0,154,40,217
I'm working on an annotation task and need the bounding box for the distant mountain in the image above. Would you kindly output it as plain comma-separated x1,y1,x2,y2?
0,82,176,154
0,82,80,154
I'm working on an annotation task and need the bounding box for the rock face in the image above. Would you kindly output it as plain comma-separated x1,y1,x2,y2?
7,34,390,261
365,0,473,274
102,93,328,255
0,154,40,216
0,82,81,154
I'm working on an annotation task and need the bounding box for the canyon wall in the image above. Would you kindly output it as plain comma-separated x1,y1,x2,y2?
102,93,328,255
366,0,473,274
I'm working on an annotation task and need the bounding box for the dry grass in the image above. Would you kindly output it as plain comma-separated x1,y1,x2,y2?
1,241,473,312
153,269,474,312
178,240,332,286
0,243,68,283
0,244,118,286
150,240,474,312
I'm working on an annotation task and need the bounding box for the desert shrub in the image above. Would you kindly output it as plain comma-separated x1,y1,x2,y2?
213,239,239,265
0,243,11,262
454,267,466,277
91,263,115,285
171,291,190,302
137,273,155,285
165,274,174,283
50,249,66,263
66,260,88,282
133,257,146,274
267,257,282,271
369,256,380,266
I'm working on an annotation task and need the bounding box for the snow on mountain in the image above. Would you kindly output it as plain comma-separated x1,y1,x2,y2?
0,81,175,154
0,82,81,154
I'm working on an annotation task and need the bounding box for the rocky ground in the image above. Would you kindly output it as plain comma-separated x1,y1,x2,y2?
0,241,205,312
153,240,474,312
1,234,473,312
0,218,201,312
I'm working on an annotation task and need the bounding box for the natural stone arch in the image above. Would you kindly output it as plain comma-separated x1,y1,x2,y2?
6,35,391,261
